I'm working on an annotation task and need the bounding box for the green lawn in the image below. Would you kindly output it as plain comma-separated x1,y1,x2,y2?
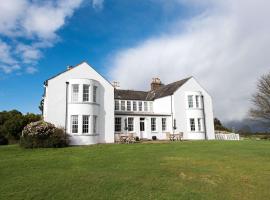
0,141,270,200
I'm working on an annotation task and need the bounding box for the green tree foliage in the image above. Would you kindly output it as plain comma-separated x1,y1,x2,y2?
0,110,41,141
214,118,230,132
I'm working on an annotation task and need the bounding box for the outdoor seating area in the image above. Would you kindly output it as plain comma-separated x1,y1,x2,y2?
115,132,184,143
166,132,183,141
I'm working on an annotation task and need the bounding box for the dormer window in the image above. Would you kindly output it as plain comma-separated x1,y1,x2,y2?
127,101,131,111
133,101,137,111
139,101,142,111
144,102,148,112
121,101,125,111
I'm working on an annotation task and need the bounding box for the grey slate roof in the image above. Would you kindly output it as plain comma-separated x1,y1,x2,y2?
115,77,191,101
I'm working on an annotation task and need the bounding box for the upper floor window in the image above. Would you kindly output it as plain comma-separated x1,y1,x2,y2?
127,101,131,111
82,115,89,134
133,101,137,111
195,95,200,108
71,115,78,133
144,102,148,112
115,100,119,111
93,86,97,103
188,95,193,108
93,115,97,134
128,117,134,131
115,117,121,132
162,118,166,131
151,118,156,131
121,101,125,111
190,118,195,131
149,102,153,112
71,84,79,102
139,101,143,111
83,85,89,102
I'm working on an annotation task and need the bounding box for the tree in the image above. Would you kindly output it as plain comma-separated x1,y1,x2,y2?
214,118,230,131
249,72,270,127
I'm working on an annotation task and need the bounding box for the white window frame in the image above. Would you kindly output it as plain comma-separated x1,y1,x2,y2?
121,101,125,111
82,115,89,134
115,117,121,132
93,115,97,134
71,84,79,102
83,84,90,102
151,118,156,132
188,95,193,108
133,101,137,111
149,102,153,112
190,118,195,132
198,118,203,132
144,102,148,112
93,86,97,103
71,115,78,133
115,100,119,111
128,117,134,132
162,118,167,131
139,101,143,111
127,101,131,111
195,95,200,108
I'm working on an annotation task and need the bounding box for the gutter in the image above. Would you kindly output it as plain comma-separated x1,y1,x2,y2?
201,95,208,140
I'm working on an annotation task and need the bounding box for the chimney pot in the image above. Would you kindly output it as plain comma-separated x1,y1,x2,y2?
151,77,163,90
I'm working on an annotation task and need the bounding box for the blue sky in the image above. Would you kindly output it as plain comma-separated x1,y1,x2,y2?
0,0,270,121
0,0,196,114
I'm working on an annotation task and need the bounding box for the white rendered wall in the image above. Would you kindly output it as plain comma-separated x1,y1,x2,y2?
43,62,114,145
173,78,215,140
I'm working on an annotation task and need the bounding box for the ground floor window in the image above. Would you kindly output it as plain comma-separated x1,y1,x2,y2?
190,118,195,131
151,118,156,131
115,117,121,132
128,117,134,131
71,115,78,133
93,115,97,134
82,115,89,134
162,118,166,131
198,118,204,131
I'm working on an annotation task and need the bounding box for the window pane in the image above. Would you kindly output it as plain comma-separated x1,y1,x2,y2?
83,85,89,102
128,118,134,131
71,84,79,102
133,101,137,111
151,118,156,131
115,117,121,132
190,118,195,131
149,102,153,112
162,118,166,131
121,101,125,111
93,115,97,134
127,101,131,111
82,115,89,133
195,95,199,108
139,101,142,111
144,102,148,112
115,100,119,110
93,86,97,102
188,95,193,108
71,115,78,133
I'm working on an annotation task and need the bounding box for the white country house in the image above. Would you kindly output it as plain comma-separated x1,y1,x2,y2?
43,62,215,145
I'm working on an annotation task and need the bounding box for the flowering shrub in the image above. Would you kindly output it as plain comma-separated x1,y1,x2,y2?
20,121,68,148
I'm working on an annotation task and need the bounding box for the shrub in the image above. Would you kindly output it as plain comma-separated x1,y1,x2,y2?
135,136,140,141
20,121,68,148
152,136,157,140
0,135,8,145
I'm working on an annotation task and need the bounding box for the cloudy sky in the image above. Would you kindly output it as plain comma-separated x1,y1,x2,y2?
0,0,269,122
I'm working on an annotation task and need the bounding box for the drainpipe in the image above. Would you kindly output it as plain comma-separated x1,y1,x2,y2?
65,82,69,138
201,95,208,140
171,95,173,133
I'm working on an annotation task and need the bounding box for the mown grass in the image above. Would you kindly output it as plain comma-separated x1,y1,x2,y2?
0,141,270,200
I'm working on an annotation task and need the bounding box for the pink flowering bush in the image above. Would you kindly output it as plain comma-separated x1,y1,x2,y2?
20,121,68,148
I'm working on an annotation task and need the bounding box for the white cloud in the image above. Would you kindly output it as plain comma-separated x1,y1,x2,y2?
26,66,38,74
0,65,21,74
0,0,84,74
91,0,104,10
109,0,270,121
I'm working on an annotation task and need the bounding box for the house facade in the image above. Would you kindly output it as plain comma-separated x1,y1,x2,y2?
43,62,215,145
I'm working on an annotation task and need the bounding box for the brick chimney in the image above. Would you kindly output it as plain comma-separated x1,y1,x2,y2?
151,78,163,90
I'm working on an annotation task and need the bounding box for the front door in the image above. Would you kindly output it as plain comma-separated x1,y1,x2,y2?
140,118,145,139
